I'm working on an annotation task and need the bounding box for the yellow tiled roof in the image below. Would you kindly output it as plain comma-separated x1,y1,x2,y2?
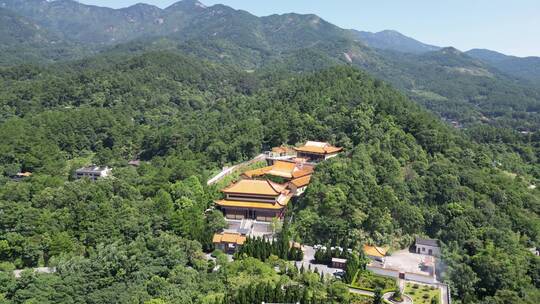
363,244,388,258
290,175,312,188
222,179,287,195
294,146,342,154
243,161,313,179
243,166,274,178
216,195,291,210
213,233,246,245
291,166,314,178
272,146,295,154
294,141,342,155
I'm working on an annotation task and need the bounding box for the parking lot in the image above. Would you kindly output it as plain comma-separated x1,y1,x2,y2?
384,249,434,276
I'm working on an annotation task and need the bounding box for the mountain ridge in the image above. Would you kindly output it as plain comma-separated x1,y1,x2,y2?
353,29,441,54
1,0,539,129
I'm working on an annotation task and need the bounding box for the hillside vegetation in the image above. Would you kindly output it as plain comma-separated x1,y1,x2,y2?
1,0,540,130
0,51,538,303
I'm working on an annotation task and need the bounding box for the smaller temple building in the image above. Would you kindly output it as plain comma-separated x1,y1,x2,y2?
216,179,292,222
213,232,247,254
288,174,312,196
363,244,388,263
294,141,342,162
243,160,314,196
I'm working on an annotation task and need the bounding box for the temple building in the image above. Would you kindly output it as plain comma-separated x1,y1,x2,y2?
288,174,312,196
216,179,292,222
212,232,247,254
268,146,296,158
243,160,313,180
243,160,314,196
294,141,342,162
363,244,388,263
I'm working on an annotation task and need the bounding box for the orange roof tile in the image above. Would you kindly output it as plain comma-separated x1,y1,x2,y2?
272,146,294,154
294,141,342,155
222,179,287,196
213,233,246,245
243,166,273,178
290,175,312,188
294,145,342,155
291,166,314,178
212,233,222,243
363,245,388,258
243,161,313,179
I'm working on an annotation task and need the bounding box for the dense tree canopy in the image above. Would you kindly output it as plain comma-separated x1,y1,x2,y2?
0,51,538,304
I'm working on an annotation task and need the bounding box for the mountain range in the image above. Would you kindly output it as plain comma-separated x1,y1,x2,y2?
1,0,539,129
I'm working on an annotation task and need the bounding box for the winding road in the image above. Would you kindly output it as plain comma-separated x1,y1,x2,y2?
207,153,266,185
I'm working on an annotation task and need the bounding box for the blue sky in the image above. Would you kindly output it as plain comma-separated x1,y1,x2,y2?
79,0,540,57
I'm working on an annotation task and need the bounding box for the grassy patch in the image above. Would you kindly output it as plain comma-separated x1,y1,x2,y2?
353,270,397,291
404,282,440,304
350,294,373,304
213,160,267,189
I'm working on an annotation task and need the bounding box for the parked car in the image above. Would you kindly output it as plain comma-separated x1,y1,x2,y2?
333,270,345,279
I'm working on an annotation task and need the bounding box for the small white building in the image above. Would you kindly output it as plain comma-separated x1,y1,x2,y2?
415,237,440,257
74,166,112,181
331,258,347,269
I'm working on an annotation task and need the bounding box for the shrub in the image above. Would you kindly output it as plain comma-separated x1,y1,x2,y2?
392,287,403,302
413,284,419,289
0,262,15,272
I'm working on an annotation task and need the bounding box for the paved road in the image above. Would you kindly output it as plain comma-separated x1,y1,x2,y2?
295,245,343,276
207,153,266,185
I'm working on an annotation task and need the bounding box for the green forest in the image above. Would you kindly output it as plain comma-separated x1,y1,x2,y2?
0,50,538,303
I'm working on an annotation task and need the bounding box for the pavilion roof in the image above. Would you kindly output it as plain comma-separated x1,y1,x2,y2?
363,244,388,258
222,179,287,196
294,141,342,155
213,232,247,245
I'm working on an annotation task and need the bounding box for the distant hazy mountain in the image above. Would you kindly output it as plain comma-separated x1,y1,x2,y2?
0,0,354,48
1,0,539,128
0,7,88,65
466,49,540,83
353,29,441,54
0,7,51,45
0,0,167,44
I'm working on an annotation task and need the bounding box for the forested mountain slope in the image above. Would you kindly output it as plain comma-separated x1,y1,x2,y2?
0,7,87,65
2,0,540,129
352,29,441,54
367,48,540,129
466,48,540,84
0,51,538,303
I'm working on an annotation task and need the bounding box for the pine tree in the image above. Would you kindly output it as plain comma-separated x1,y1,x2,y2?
373,288,383,304
344,252,360,284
